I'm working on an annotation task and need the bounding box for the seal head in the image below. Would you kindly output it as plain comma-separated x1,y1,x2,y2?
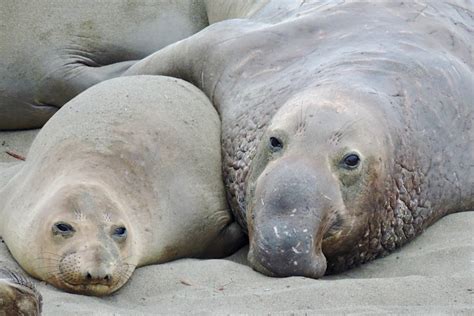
246,86,391,278
28,181,136,296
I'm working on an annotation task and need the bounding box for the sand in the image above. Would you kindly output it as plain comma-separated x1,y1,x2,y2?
0,130,473,315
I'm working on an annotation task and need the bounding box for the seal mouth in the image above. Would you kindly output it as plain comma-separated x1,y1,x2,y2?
247,246,278,277
36,251,136,296
60,279,116,296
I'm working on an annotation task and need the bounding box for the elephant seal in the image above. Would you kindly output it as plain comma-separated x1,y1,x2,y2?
0,75,244,295
0,0,208,130
0,268,42,316
121,1,473,277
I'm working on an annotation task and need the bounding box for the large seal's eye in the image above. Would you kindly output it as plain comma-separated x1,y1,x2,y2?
341,153,361,169
112,226,127,240
269,136,283,152
52,222,75,236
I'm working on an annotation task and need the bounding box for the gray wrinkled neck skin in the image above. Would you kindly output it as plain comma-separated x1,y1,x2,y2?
123,0,472,272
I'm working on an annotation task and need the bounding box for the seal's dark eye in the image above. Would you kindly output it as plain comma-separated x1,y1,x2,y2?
113,227,127,238
342,153,361,169
269,136,283,151
53,222,75,235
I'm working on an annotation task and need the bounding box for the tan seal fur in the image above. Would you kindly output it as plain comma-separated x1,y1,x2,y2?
0,76,244,295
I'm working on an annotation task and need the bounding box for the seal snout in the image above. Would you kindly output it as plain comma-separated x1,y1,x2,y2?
55,245,129,295
248,229,327,278
84,268,113,286
247,158,339,278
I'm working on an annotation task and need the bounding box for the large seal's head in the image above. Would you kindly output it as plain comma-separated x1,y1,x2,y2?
0,268,42,315
12,178,138,296
246,86,392,278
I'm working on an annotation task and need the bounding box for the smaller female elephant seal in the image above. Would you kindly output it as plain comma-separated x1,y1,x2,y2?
0,76,244,296
0,268,42,316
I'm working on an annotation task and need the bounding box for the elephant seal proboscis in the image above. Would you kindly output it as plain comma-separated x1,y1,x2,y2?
121,1,473,277
0,268,42,316
0,76,244,295
0,0,209,130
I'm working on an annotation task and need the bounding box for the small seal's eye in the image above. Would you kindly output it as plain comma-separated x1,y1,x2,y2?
53,222,75,235
113,226,127,238
342,153,361,169
269,136,283,151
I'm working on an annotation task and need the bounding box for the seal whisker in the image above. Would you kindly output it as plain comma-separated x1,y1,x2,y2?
34,257,60,262
120,255,135,262
117,265,134,277
114,268,134,286
39,252,63,257
35,264,61,269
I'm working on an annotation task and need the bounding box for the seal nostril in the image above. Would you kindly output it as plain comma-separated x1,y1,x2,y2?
86,272,92,280
104,274,111,281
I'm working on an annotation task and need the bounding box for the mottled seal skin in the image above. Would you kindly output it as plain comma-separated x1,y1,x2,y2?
0,76,244,295
0,268,42,316
122,1,473,277
0,0,208,130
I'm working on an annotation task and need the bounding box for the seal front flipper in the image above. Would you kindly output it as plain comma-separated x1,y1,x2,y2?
0,268,42,316
200,221,246,258
34,60,137,111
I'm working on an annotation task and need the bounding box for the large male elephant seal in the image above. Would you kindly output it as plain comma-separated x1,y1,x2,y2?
0,76,244,295
0,0,208,130
0,268,42,316
121,1,473,277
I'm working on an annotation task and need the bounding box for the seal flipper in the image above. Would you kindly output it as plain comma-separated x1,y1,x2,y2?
0,268,36,293
34,60,137,112
200,221,246,258
0,268,43,315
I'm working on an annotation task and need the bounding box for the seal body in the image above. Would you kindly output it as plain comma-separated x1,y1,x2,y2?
0,76,244,295
122,1,473,277
0,268,42,316
0,0,208,129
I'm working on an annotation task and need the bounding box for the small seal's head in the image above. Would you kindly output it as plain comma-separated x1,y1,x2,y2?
23,181,138,296
0,268,42,315
246,86,391,278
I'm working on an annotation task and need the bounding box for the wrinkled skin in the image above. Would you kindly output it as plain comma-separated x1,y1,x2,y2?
120,0,473,277
0,76,244,295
